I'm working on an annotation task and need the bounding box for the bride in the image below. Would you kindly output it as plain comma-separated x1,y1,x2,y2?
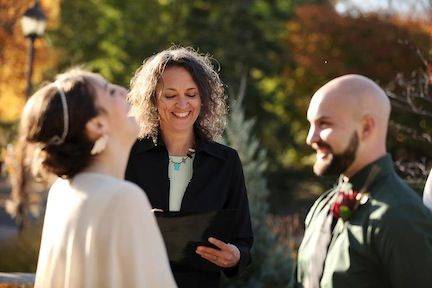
21,68,176,288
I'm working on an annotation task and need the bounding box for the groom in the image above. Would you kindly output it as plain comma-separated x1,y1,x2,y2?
295,74,432,287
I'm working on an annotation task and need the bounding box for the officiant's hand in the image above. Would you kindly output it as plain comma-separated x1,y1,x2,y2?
196,237,240,268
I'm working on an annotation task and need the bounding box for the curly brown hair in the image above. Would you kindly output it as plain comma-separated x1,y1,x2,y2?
128,46,227,141
20,68,102,179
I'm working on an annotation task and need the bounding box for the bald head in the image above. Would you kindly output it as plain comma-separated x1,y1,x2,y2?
310,74,390,125
306,74,391,177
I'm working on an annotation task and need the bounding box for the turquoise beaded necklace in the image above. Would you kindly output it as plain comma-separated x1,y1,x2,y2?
169,148,195,171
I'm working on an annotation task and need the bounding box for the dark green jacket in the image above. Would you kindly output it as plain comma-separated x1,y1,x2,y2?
296,154,432,288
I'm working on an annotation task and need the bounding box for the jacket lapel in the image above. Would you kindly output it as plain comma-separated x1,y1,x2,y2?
180,140,227,211
130,139,170,211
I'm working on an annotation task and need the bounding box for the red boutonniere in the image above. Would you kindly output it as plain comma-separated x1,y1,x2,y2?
330,165,381,222
330,186,369,222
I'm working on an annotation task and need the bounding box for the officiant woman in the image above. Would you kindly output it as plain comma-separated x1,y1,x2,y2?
126,47,253,287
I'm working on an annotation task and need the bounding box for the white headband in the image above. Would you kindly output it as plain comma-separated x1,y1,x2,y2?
47,82,69,146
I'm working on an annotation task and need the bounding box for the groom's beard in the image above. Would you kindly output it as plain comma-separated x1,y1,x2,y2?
313,132,359,176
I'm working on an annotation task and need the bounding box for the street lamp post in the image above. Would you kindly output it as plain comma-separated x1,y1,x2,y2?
21,0,47,98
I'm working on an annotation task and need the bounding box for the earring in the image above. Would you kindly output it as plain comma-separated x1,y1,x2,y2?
91,134,108,155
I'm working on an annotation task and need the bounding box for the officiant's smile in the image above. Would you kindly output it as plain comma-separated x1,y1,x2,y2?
157,66,201,135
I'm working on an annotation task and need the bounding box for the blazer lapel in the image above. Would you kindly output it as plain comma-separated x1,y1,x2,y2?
180,144,226,212
131,141,170,211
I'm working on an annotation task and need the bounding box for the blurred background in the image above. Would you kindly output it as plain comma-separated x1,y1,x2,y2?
0,0,431,286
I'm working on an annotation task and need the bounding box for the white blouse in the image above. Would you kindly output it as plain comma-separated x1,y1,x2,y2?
168,155,194,211
34,172,177,288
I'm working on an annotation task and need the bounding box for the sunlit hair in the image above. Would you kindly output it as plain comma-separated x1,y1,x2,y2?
128,46,227,141
19,68,103,179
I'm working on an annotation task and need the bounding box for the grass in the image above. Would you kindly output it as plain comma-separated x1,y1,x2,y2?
0,222,42,273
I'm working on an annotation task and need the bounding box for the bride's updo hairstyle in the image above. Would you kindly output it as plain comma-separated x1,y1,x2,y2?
20,68,102,179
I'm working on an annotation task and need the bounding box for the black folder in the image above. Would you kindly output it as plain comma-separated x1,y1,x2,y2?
154,209,238,271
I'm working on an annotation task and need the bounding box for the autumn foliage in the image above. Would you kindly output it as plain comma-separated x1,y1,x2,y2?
284,4,431,85
0,0,59,123
260,4,431,171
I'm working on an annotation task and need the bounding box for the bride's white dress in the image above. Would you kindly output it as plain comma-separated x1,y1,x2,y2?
34,172,177,288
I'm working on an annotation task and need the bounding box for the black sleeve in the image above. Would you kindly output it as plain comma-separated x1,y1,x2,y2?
222,151,253,277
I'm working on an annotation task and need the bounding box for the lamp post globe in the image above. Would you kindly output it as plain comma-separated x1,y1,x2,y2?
21,1,47,98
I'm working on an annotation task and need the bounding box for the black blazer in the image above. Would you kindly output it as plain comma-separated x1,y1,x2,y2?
125,136,253,288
